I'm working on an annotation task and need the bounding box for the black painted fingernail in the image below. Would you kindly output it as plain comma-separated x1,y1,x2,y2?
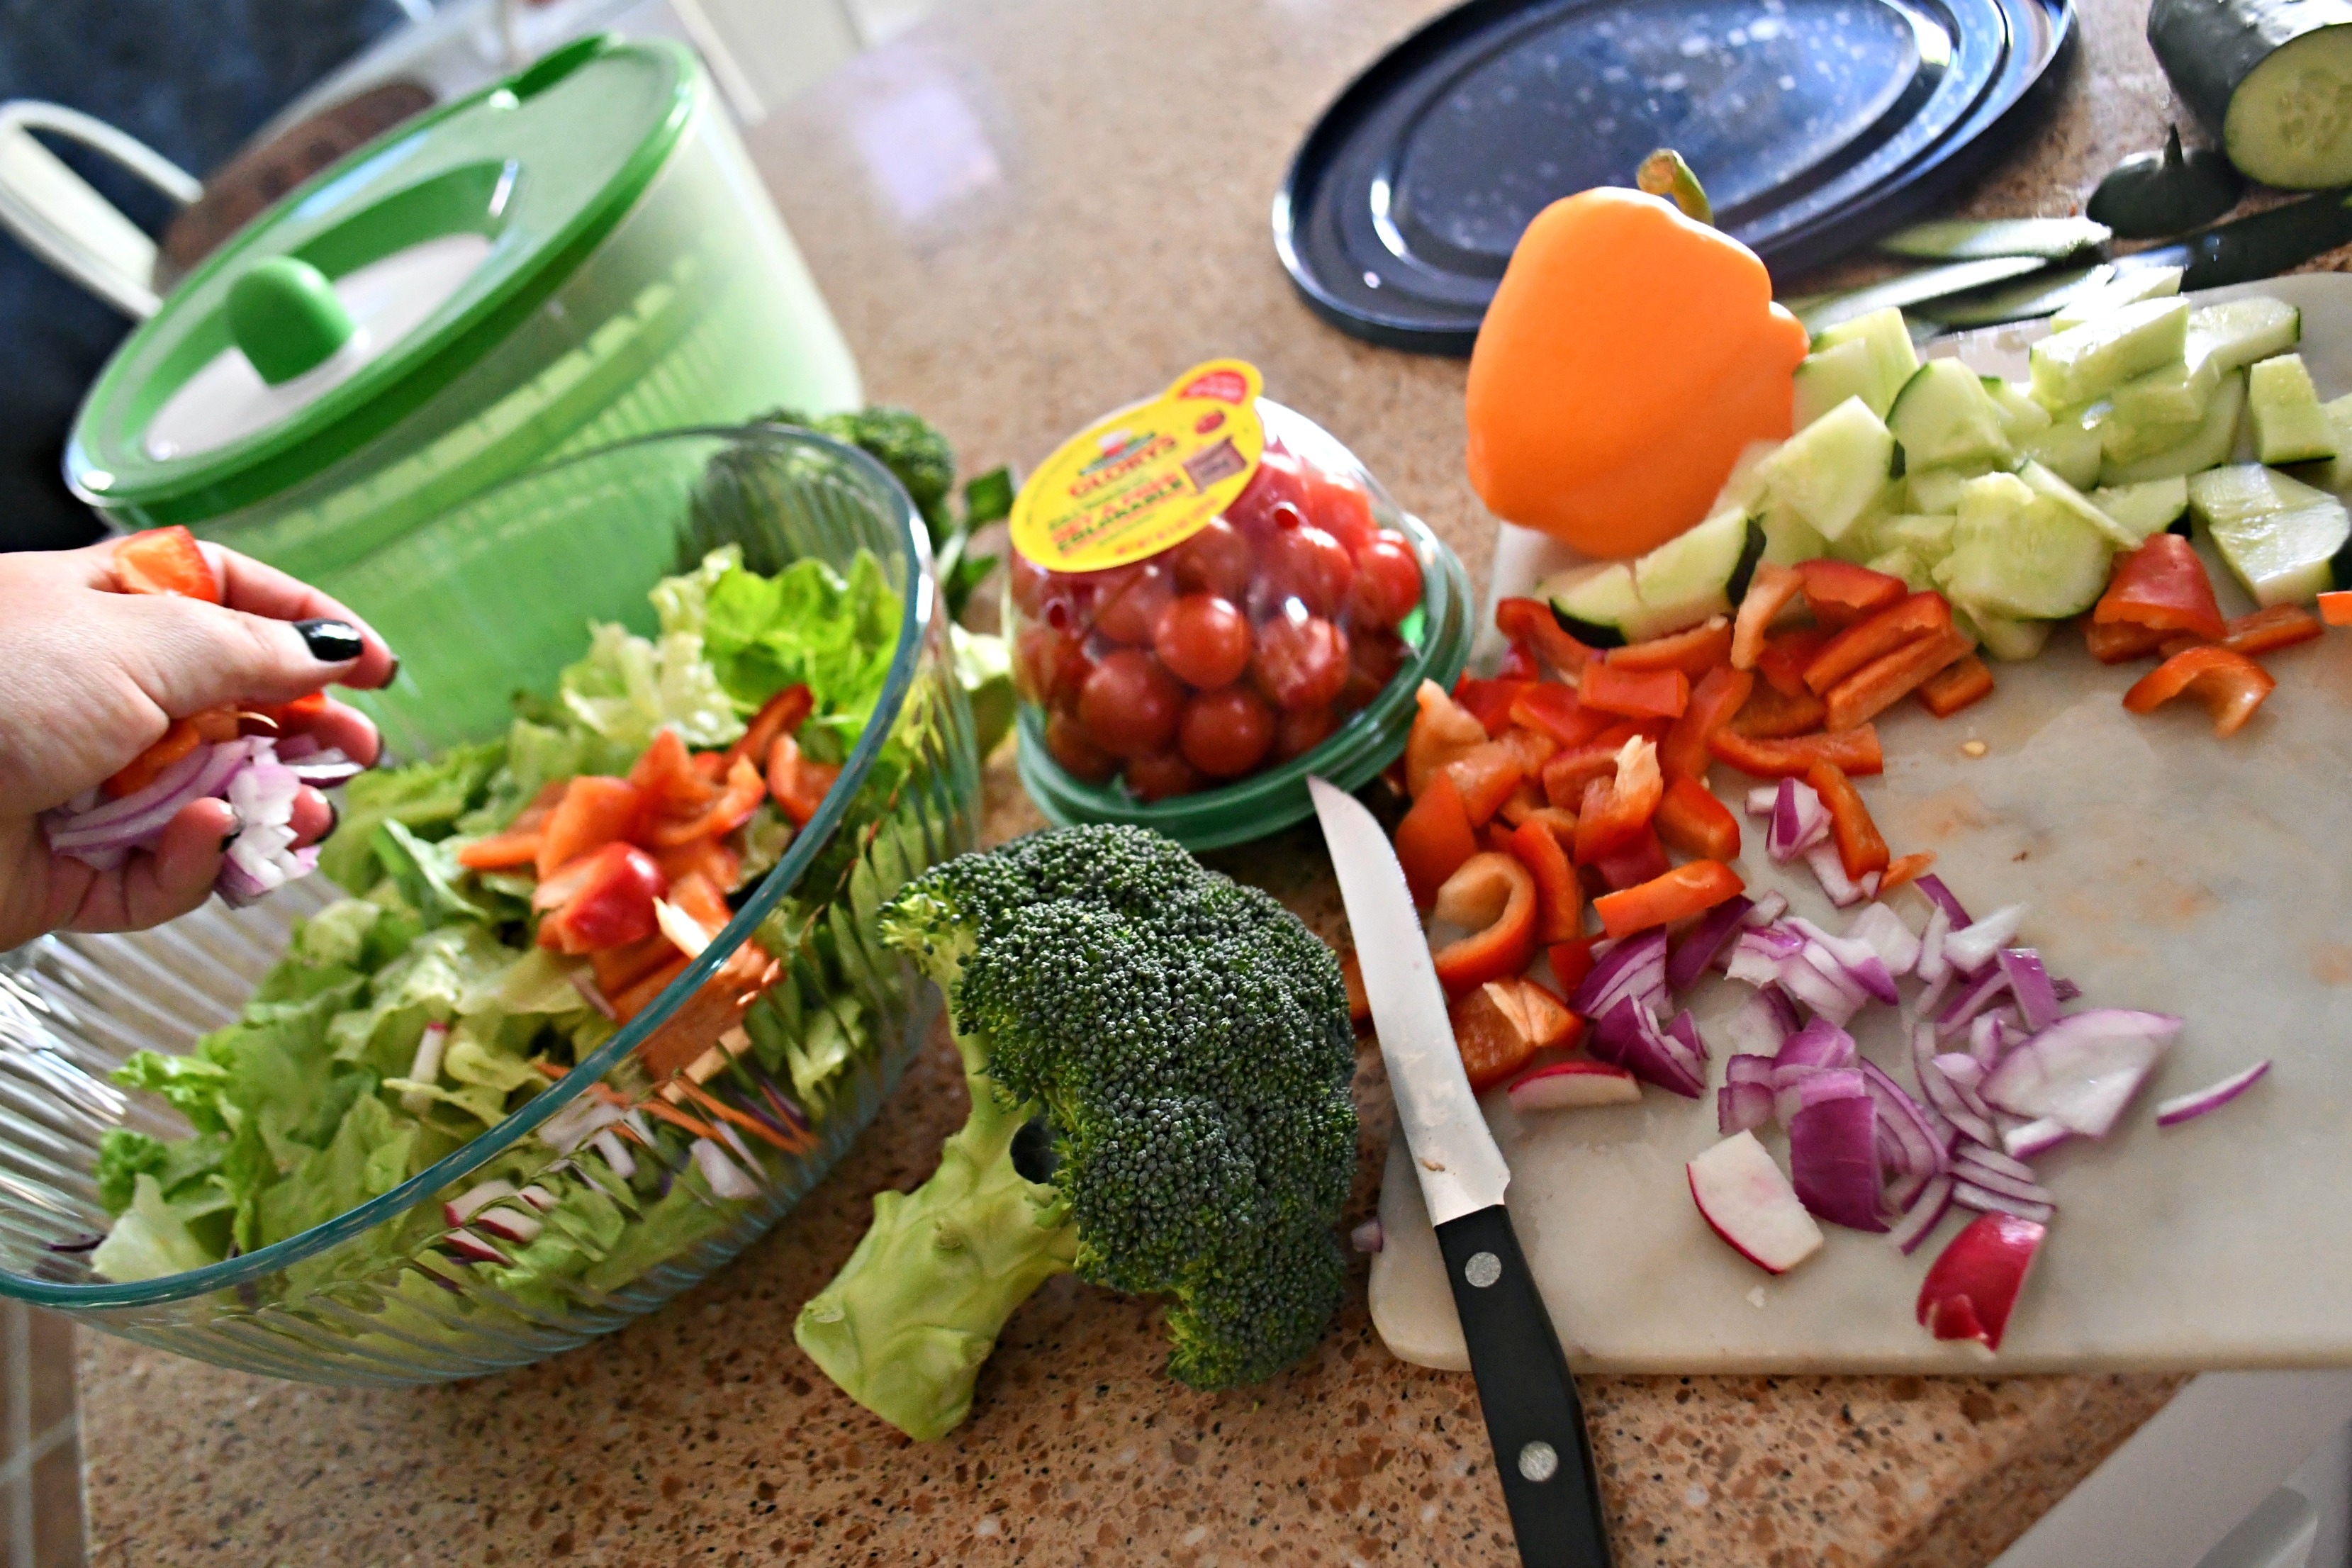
293,619,363,662
383,654,401,686
324,800,341,839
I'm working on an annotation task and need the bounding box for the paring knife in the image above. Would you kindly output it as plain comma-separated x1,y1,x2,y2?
1309,777,1613,1568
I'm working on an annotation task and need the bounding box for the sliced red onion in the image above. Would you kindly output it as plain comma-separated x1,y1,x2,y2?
1667,895,1756,991
1967,1012,2011,1068
1727,1053,1777,1086
1953,1143,2038,1184
1882,1161,1930,1216
1996,948,2061,1032
1907,967,1953,1033
220,761,308,907
1665,1009,1709,1066
1788,1094,1888,1232
474,1206,545,1245
1743,890,1789,928
1943,905,2027,976
1570,929,1669,1020
1350,1218,1385,1253
1593,997,1705,1098
1789,919,1900,1004
43,743,218,839
1721,988,1801,1058
1934,1051,1987,1094
2003,1116,2070,1159
1914,904,1954,986
1719,1081,1775,1135
690,1138,761,1201
1936,965,2015,1038
1951,1158,2052,1207
1843,902,1922,977
1981,1009,2181,1138
1724,924,1802,988
1951,1180,2053,1224
1886,1173,1956,1254
590,1126,638,1180
1914,1025,1998,1147
1779,948,1868,1026
1803,842,1869,907
1776,1017,1857,1070
2051,977,2083,1003
45,740,249,851
1767,778,1832,863
274,732,320,761
1859,1059,1948,1178
1745,786,1779,817
1911,873,1972,927
570,970,618,1021
2156,1060,2272,1127
1776,1066,1868,1128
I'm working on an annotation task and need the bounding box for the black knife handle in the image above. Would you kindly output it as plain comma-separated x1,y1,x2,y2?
1434,1204,1613,1568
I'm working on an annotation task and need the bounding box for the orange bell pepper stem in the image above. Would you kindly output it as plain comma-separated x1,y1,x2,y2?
1593,858,1745,939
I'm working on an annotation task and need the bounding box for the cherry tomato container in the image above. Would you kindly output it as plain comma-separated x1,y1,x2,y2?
1009,373,1469,850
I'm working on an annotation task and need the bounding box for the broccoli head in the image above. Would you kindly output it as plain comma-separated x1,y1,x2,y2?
756,405,958,541
794,825,1357,1440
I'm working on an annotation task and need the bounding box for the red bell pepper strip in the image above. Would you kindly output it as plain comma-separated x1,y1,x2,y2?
1395,771,1480,905
1593,825,1671,891
1496,779,1546,826
1757,626,1836,697
1804,759,1891,881
1916,654,1995,719
1496,642,1540,681
2321,591,2352,627
1494,596,1595,676
627,729,718,821
724,683,814,770
2093,534,2227,641
535,841,668,954
1878,851,1937,896
1450,983,1540,1091
1659,663,1754,783
1732,564,1805,671
1572,737,1663,865
1654,775,1741,861
651,834,741,891
593,931,682,999
2083,617,2170,664
1444,742,1528,827
251,689,330,732
649,754,768,847
1708,724,1883,778
1823,628,1973,733
1453,676,1535,738
1580,659,1690,719
1796,558,1907,627
2208,604,2324,659
1547,938,1599,997
1728,680,1827,738
665,869,733,936
767,734,842,827
111,526,218,601
611,956,694,1023
1539,719,1647,807
1430,852,1540,994
1593,858,1745,939
1608,617,1733,677
1406,679,1490,797
1509,682,1614,749
2122,646,2277,737
456,778,569,871
104,717,204,798
1508,816,1583,944
535,775,644,878
1803,590,1954,694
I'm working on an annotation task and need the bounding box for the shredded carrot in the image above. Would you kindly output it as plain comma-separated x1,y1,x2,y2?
674,1078,811,1153
637,1097,725,1142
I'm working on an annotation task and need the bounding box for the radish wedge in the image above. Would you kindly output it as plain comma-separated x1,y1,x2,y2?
1508,1060,1642,1111
1688,1130,1826,1275
1917,1211,2046,1351
2156,1059,2272,1126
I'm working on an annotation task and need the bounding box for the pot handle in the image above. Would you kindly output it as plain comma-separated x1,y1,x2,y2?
0,101,201,320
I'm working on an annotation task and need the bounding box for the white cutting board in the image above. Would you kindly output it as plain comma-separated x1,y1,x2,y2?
1372,273,2352,1374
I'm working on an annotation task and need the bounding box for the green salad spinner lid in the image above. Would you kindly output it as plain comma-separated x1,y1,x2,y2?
67,35,696,525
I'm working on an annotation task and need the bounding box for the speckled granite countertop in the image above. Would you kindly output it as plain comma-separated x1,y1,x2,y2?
87,0,2312,1558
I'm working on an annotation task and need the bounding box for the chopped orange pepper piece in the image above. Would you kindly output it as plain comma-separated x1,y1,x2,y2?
1654,775,1741,861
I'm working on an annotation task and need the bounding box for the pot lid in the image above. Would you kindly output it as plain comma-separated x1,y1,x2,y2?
68,33,696,521
1275,0,2075,353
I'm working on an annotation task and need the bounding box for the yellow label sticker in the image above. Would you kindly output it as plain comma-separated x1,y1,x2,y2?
1009,359,1265,573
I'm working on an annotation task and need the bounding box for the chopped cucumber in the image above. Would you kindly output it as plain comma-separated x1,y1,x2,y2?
1906,466,1981,515
1796,258,2046,334
1983,377,2054,435
2187,463,2352,605
2248,352,2338,464
1963,607,2055,662
1759,502,1832,567
2049,267,2184,332
2090,398,2207,467
1930,263,2116,330
1542,561,1643,648
2029,298,2192,409
1810,308,1920,416
1888,360,2013,469
2022,413,2106,490
1710,437,1783,515
1874,512,1959,559
1793,340,1886,428
2110,353,2221,426
1935,470,2115,620
2100,369,2249,486
2017,459,2137,549
1866,546,1935,593
1542,510,1768,644
1758,396,1898,542
1878,216,2111,262
2188,296,2300,375
2089,476,2191,542
2292,391,2352,492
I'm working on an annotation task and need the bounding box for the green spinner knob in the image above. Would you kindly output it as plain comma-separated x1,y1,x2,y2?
227,257,354,386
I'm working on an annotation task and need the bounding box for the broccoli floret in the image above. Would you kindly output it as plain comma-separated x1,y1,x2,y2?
795,825,1357,1440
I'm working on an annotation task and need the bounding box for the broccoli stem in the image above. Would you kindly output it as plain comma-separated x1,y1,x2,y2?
793,1025,1076,1440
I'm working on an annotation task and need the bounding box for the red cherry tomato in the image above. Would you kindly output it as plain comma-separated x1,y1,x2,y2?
1009,554,1060,618
1152,593,1252,689
536,842,668,955
1252,609,1350,710
1077,648,1185,756
1260,523,1356,618
1172,518,1254,599
1339,625,1408,712
1347,534,1423,627
1274,703,1339,761
1015,624,1093,706
1305,466,1377,559
1046,707,1119,783
1091,563,1176,645
1178,685,1275,778
1224,448,1311,539
1124,749,1204,802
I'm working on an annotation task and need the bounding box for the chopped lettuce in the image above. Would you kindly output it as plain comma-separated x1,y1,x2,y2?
322,740,504,892
559,621,744,751
90,1175,216,1284
700,551,902,750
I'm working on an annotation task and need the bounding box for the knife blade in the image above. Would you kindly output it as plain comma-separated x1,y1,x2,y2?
1309,777,1613,1568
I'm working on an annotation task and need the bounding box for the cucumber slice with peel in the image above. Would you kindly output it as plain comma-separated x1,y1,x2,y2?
1759,502,1832,567
1635,508,1764,631
1810,308,1920,415
1878,218,2112,261
2248,352,2339,463
2030,298,2193,408
2292,391,2352,492
2110,353,2221,426
1793,257,2049,334
1887,360,2013,469
1928,264,2116,329
2090,476,2192,542
1793,340,1886,428
2100,369,2249,486
1759,396,1898,542
1542,562,1642,648
2049,267,2185,332
1935,470,2117,620
2188,463,2352,605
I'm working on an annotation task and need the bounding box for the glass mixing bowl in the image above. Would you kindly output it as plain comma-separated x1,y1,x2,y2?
0,425,979,1384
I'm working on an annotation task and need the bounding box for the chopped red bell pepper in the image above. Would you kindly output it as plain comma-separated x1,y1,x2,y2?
1804,759,1891,880
2083,617,2170,663
1572,738,1664,864
1608,617,1733,677
1453,676,1536,738
1395,771,1480,905
2122,646,2278,737
1728,680,1827,738
1430,852,1540,994
1442,741,1528,827
535,775,644,878
1659,663,1754,783
1916,654,1995,718
111,526,218,602
1496,642,1540,681
612,955,693,1023
767,734,842,827
724,683,814,770
651,834,741,891
1823,628,1973,732
1732,563,1805,670
1509,682,1614,749
665,869,733,936
2093,534,2227,642
1547,937,1599,996
649,754,768,847
1406,679,1491,796
1592,825,1671,891
1803,590,1953,694
1797,558,1907,627
1654,775,1741,861
628,729,718,822
2320,591,2352,627
1539,719,1648,807
1593,858,1745,939
1494,597,1595,676
536,841,668,954
1708,725,1883,778
593,931,681,999
1450,982,1541,1091
104,717,204,798
1878,851,1937,895
2210,604,2324,659
1496,778,1546,825
252,689,330,732
1579,659,1690,720
1508,817,1582,944
456,779,569,870
1757,626,1836,697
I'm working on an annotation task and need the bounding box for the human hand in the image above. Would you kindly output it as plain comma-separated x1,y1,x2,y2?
0,537,398,949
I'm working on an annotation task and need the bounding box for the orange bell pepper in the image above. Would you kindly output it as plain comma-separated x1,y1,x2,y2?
1731,564,1804,670
1430,852,1540,994
1728,680,1827,739
535,776,644,878
2093,534,2227,642
1572,737,1664,864
1804,760,1890,881
456,779,569,870
1608,617,1732,677
651,834,741,892
535,841,668,954
1659,663,1754,783
2122,646,2277,737
1465,186,1808,559
111,525,218,601
1453,676,1535,738
2319,590,2352,626
1709,725,1883,778
1406,679,1491,796
1594,858,1745,939
627,729,718,822
648,754,767,848
1916,654,1995,719
1495,642,1540,681
1509,681,1613,749
1878,851,1937,896
1395,772,1480,906
1757,626,1836,697
1654,775,1741,861
1823,629,1973,732
1508,817,1583,944
1796,559,1908,628
1803,591,1954,694
1450,982,1540,1092
1580,659,1691,720
1494,597,1596,676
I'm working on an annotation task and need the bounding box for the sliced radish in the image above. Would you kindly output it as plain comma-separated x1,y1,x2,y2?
443,1178,517,1228
2156,1060,2272,1127
590,1127,637,1180
691,1138,760,1200
1688,1131,1825,1275
517,1184,558,1213
1508,1060,1642,1111
473,1206,545,1245
1917,1211,2044,1351
443,1229,508,1265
